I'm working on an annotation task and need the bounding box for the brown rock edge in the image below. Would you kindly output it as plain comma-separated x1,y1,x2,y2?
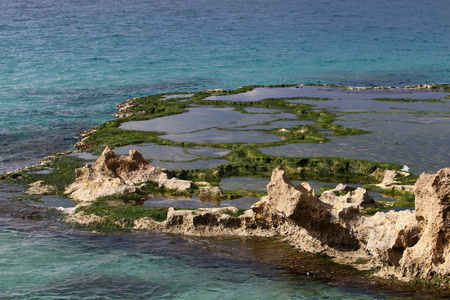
65,149,449,282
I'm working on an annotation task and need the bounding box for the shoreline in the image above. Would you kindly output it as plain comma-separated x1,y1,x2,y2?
1,82,450,294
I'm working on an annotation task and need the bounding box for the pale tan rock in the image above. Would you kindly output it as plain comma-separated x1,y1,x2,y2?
163,207,244,236
319,185,375,221
263,167,359,250
25,180,56,195
65,210,104,226
356,210,419,266
265,167,322,221
397,168,450,279
376,170,414,192
198,186,223,201
65,147,191,202
158,178,193,191
65,164,450,282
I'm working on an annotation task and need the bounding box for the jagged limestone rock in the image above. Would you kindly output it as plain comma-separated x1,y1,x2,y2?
67,165,450,282
65,147,193,202
376,170,414,192
397,168,450,279
319,184,376,222
158,177,194,191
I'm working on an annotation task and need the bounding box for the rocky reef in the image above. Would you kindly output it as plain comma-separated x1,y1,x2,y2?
65,147,194,202
65,148,449,282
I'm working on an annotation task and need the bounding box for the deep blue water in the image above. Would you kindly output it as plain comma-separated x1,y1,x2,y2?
0,1,449,298
1,0,449,172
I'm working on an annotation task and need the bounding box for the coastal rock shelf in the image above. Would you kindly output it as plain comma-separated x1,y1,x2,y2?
68,165,450,282
2,84,449,287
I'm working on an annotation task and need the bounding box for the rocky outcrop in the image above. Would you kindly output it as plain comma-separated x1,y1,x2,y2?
25,180,57,195
357,210,419,267
376,170,415,192
198,186,224,202
395,168,450,279
66,165,450,282
113,97,138,118
158,178,193,191
320,183,376,221
65,147,193,202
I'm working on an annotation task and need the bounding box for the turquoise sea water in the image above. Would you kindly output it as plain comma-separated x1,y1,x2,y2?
1,0,449,172
1,0,449,298
0,192,412,299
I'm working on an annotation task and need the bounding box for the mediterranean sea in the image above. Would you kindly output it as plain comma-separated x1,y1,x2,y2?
0,0,449,298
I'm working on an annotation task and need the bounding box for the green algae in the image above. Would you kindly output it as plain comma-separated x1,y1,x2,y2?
372,97,443,102
78,85,370,152
10,195,42,203
5,83,443,217
364,185,415,208
76,204,169,228
2,156,85,195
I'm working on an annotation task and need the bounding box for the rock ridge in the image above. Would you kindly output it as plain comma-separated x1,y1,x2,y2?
65,155,450,281
65,147,194,202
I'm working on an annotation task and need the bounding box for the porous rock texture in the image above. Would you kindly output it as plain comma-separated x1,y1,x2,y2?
65,147,193,202
68,164,450,281
395,168,450,279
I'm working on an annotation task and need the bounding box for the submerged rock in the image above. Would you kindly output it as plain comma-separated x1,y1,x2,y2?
65,147,193,202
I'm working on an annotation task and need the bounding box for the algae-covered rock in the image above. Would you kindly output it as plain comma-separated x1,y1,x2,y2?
198,186,223,201
25,180,57,195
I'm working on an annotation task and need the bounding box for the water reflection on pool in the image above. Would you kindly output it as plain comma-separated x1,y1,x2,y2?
120,107,298,133
206,86,450,102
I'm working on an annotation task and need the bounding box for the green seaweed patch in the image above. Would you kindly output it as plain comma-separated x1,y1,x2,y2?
372,97,443,103
75,204,169,229
78,90,370,152
10,195,42,203
394,173,419,185
174,146,400,185
430,83,450,92
25,156,85,194
365,185,415,208
407,276,450,290
84,128,162,153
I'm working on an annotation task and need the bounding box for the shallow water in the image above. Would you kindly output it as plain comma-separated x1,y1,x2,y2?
0,184,427,299
1,226,401,299
143,195,258,210
162,129,282,144
260,110,450,174
1,0,449,172
1,0,450,297
120,107,297,133
206,86,450,102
